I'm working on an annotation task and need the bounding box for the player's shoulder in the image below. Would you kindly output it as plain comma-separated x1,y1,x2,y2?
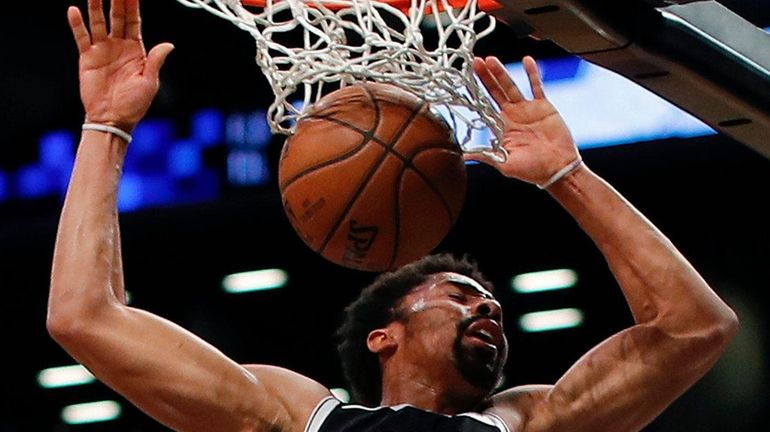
484,384,554,432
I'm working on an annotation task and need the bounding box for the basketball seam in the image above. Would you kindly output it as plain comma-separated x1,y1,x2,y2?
387,110,460,269
316,85,384,256
290,113,461,224
306,116,462,268
279,118,377,193
404,146,463,223
312,116,459,165
281,103,412,192
388,148,461,269
319,87,428,262
308,108,460,166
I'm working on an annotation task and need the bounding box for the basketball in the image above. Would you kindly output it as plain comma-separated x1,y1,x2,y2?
278,82,467,272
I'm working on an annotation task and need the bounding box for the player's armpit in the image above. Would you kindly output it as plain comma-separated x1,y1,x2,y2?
490,323,733,432
51,305,325,432
485,384,552,432
242,364,333,427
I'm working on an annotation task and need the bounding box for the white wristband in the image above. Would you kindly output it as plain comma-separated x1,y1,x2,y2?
82,123,133,144
538,156,583,190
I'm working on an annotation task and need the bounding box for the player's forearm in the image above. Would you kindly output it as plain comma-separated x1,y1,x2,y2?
48,131,128,328
111,209,127,304
547,164,738,335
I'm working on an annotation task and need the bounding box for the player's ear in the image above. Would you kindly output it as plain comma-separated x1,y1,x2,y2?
367,327,399,354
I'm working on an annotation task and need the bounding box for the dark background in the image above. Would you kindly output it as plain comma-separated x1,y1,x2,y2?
1,1,768,431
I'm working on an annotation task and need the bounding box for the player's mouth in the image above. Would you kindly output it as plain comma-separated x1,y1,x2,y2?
464,318,503,353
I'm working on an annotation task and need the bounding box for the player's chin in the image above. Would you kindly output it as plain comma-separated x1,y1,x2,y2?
456,340,505,391
461,333,503,362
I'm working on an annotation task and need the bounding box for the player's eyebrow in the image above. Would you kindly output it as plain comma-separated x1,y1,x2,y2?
438,274,494,300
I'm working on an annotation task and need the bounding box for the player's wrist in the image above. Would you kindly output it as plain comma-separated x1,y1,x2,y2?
83,114,139,133
82,122,133,144
537,155,583,190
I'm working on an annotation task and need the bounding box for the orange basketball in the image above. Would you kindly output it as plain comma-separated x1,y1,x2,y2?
278,82,467,271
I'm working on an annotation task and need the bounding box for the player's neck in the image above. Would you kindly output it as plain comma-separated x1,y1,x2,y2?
379,363,484,414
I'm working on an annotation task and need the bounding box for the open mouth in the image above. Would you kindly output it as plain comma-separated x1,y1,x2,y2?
469,329,495,344
465,319,502,351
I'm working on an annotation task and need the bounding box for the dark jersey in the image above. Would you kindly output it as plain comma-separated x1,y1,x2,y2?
308,397,510,432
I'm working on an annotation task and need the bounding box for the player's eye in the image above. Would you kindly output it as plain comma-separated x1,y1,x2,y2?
448,292,466,302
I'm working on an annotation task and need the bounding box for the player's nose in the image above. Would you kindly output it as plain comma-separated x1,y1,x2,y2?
473,298,502,322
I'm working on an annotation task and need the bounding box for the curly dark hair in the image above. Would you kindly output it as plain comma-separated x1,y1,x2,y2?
334,253,494,406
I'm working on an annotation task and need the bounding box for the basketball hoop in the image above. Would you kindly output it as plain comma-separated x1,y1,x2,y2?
176,0,507,162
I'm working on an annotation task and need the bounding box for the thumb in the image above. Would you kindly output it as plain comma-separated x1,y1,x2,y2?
145,43,175,82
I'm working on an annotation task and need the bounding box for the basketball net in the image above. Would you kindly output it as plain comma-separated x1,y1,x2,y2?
176,0,507,162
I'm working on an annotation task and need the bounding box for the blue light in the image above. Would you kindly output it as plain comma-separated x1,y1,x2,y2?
539,56,581,82
140,175,175,206
8,111,232,211
0,171,8,201
125,120,175,174
131,120,175,156
53,164,74,198
226,113,247,148
117,173,143,212
227,151,270,186
17,165,56,198
245,111,272,150
39,131,76,168
175,170,220,204
192,109,225,147
37,130,77,199
225,111,273,150
169,141,202,178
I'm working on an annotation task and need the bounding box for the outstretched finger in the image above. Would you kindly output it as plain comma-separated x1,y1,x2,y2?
110,0,127,38
485,57,525,103
144,43,175,82
88,0,108,42
473,57,509,107
68,7,91,54
523,56,546,100
126,0,142,41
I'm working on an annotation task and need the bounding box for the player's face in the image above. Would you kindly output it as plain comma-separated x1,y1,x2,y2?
395,272,508,393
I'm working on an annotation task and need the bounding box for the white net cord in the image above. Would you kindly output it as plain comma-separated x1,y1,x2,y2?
176,0,507,161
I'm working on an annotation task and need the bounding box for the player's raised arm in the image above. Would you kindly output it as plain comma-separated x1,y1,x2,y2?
471,56,739,432
46,1,328,431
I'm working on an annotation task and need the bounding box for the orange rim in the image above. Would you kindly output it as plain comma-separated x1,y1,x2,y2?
241,0,501,12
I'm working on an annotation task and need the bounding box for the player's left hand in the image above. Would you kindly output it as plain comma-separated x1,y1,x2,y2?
466,56,579,187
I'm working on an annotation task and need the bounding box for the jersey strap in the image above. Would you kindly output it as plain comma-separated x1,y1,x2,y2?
305,396,510,432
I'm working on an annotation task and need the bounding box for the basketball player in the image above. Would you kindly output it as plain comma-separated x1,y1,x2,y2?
48,0,739,431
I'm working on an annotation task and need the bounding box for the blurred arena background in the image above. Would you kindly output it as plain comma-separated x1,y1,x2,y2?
0,1,768,430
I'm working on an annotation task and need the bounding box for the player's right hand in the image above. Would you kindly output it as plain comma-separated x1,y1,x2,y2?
68,0,173,134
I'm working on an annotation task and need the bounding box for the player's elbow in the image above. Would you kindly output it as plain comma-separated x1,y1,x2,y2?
47,302,88,345
653,302,739,373
703,296,740,343
685,306,740,365
666,290,740,352
710,306,740,350
47,312,80,346
46,288,106,345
